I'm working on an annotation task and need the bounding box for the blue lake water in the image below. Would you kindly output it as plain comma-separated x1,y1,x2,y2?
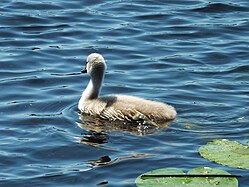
0,0,248,186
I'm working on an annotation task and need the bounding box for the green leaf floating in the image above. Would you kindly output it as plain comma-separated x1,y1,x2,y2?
199,139,249,169
135,167,238,187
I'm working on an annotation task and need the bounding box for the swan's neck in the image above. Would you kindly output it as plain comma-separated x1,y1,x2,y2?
82,79,101,100
79,70,104,103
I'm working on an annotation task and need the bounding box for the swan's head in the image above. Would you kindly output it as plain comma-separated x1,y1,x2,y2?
81,53,106,75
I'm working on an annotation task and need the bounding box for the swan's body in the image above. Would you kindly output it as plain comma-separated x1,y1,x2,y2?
78,53,176,124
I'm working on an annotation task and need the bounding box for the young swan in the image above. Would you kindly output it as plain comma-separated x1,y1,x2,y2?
78,53,176,124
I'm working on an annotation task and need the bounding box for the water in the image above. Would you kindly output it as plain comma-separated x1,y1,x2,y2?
0,0,248,186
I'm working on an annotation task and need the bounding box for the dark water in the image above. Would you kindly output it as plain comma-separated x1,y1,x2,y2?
0,0,248,186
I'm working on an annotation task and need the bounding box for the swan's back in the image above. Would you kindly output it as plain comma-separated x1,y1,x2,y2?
79,95,176,124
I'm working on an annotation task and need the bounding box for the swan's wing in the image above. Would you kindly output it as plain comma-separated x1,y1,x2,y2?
81,95,176,122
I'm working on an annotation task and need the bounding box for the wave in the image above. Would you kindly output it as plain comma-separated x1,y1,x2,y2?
191,3,249,13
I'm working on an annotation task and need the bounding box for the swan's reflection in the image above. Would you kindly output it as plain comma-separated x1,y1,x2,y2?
77,132,108,147
77,113,172,136
89,154,151,166
76,114,168,166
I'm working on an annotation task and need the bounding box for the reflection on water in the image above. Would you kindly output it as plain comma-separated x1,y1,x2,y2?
89,154,151,167
77,113,171,136
76,131,109,148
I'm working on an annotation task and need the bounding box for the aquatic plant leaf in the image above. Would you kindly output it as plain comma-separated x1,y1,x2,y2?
135,167,238,187
199,139,249,169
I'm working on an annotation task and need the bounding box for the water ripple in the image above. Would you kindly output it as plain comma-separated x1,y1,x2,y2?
192,3,249,13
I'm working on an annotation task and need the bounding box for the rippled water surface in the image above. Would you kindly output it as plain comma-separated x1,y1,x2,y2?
0,0,248,186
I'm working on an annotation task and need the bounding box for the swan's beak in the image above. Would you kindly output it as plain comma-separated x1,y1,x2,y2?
81,66,87,73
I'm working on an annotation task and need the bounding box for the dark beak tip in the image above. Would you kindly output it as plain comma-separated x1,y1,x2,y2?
81,69,87,73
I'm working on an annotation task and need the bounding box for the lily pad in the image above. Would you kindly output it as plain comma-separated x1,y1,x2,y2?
199,139,249,169
135,167,238,187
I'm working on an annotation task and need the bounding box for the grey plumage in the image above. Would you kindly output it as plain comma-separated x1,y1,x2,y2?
78,53,176,125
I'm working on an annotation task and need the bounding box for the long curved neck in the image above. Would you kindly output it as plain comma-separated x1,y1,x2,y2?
80,68,105,102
